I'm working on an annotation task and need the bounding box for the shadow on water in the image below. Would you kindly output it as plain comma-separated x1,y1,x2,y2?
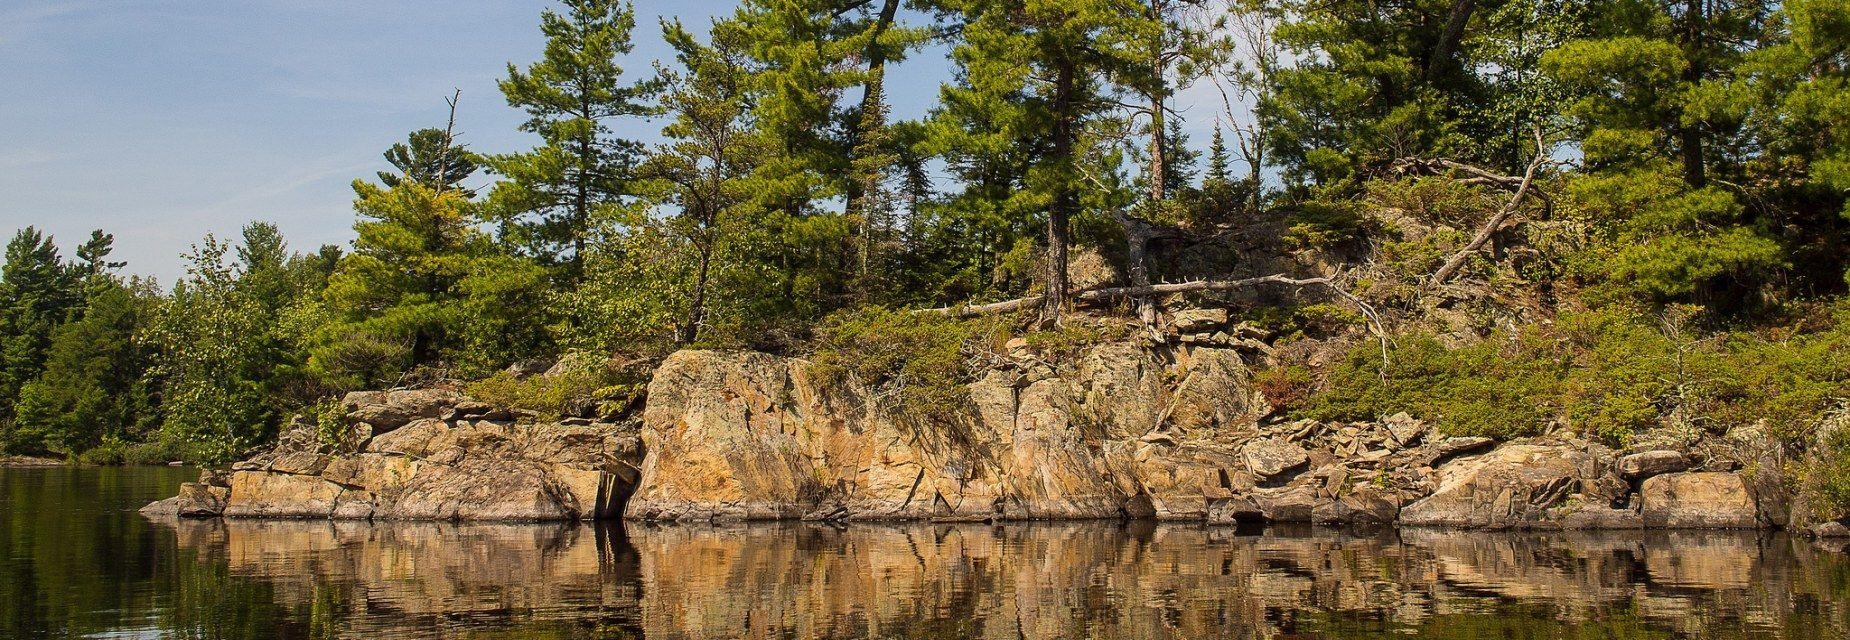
7,467,1850,639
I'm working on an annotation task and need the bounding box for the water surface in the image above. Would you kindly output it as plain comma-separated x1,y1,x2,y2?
5,466,1850,638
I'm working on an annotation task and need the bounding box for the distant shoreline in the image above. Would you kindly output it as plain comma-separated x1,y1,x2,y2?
0,455,66,468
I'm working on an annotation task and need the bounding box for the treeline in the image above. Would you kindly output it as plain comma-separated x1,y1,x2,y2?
3,0,1846,462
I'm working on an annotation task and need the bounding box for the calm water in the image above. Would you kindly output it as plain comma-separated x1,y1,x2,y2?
6,467,1850,639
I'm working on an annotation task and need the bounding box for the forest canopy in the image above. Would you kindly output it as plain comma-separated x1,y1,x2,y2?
2,0,1846,464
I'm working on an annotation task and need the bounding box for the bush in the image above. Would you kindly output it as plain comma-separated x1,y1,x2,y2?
809,307,1007,434
1296,304,1850,444
466,352,641,420
1807,406,1850,521
1300,333,1561,439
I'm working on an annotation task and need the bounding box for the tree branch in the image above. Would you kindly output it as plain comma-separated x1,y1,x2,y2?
1428,131,1549,286
918,275,1331,318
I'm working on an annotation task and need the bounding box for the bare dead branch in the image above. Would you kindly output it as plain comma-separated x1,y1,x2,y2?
1428,129,1550,286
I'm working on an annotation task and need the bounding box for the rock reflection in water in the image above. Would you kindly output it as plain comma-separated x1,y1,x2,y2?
157,519,1850,639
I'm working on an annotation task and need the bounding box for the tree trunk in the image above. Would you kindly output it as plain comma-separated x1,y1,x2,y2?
843,0,901,216
1044,58,1078,326
679,241,713,346
1426,0,1476,81
569,92,592,271
1147,0,1167,202
1111,209,1176,331
1678,0,1706,188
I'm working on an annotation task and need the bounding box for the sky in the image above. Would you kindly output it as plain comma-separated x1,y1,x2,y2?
0,0,1233,284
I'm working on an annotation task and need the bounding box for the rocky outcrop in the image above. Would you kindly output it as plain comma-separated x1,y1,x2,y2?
146,388,642,521
629,346,1292,522
1640,472,1761,529
630,347,1781,530
1399,443,1631,529
1618,450,1691,480
148,341,1788,530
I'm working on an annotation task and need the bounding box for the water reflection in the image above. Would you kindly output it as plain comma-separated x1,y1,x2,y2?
147,518,1850,639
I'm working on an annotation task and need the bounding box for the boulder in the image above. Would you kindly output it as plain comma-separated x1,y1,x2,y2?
365,418,450,458
1433,436,1497,459
345,389,463,432
388,460,577,521
1399,444,1600,529
1170,308,1228,333
267,452,330,476
222,471,346,518
139,482,229,518
1384,413,1427,448
1250,486,1320,522
1640,472,1760,529
1243,439,1309,481
1617,450,1690,480
1313,486,1399,525
1811,521,1850,538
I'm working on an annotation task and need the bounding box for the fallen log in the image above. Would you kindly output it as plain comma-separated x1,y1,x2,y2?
920,275,1332,318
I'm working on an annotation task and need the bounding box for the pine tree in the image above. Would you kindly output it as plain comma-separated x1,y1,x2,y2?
13,279,154,456
0,228,77,446
927,0,1148,324
487,0,657,274
569,18,773,350
379,128,480,196
1543,0,1789,308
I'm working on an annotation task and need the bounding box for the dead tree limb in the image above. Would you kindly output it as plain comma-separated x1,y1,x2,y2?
1428,132,1550,286
921,275,1331,318
922,295,1048,318
1108,208,1186,334
1390,156,1554,217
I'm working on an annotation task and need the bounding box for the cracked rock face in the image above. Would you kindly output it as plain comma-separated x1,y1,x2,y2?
627,347,1276,523
147,388,642,522
147,343,1785,530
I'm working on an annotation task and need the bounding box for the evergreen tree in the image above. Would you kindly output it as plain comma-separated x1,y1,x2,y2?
927,0,1148,323
13,279,155,456
570,18,776,350
0,228,77,446
379,127,481,196
1544,0,1788,308
1262,0,1588,186
487,0,658,274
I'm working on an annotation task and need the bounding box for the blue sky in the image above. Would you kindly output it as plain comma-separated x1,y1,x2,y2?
0,1,1229,284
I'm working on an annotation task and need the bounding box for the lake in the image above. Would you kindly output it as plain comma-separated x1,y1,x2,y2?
4,466,1850,639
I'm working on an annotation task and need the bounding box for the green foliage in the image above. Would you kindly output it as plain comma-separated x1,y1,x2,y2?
1300,305,1850,443
1807,407,1850,521
0,227,80,440
13,280,157,455
148,226,319,464
378,127,480,195
1263,0,1585,184
466,352,638,420
809,307,1006,433
310,176,549,388
486,0,657,270
313,397,346,450
1284,198,1369,250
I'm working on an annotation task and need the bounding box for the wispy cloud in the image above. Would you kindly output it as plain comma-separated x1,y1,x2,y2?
0,1,95,46
195,152,374,220
0,148,61,170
